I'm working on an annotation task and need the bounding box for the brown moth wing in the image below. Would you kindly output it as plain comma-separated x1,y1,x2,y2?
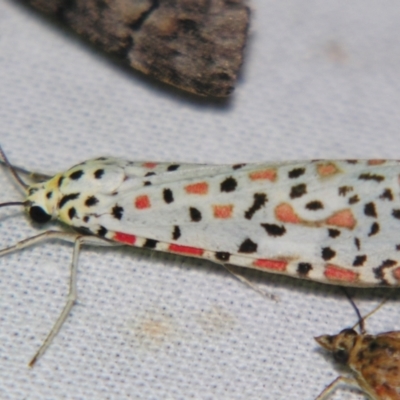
350,334,400,400
376,332,400,341
26,0,250,97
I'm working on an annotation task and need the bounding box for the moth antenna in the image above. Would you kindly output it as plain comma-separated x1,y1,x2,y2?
0,146,28,190
342,288,365,333
353,292,394,330
343,288,395,333
0,201,26,208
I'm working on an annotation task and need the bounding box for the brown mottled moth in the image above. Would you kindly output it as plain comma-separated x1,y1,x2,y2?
24,0,250,96
2,149,400,365
315,294,400,399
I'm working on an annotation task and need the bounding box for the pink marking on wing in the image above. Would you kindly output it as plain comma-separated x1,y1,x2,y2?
324,264,358,282
142,162,157,168
185,182,209,195
325,209,356,229
135,195,151,209
113,232,136,245
169,244,204,256
392,267,400,281
275,203,301,224
317,162,339,177
368,159,385,165
213,204,233,219
248,169,277,181
253,259,287,271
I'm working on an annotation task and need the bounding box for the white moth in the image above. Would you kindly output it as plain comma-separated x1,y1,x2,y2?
1,148,400,365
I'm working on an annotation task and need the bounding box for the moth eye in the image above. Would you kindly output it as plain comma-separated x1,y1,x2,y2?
29,206,51,224
333,349,349,364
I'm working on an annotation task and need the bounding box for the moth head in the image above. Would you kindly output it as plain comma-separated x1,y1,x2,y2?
25,177,62,224
315,328,358,365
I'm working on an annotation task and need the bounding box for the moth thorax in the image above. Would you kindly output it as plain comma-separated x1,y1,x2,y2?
331,329,358,364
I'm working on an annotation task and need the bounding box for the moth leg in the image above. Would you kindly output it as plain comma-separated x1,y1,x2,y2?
315,376,360,400
27,234,120,367
0,230,80,257
221,264,278,302
0,230,118,366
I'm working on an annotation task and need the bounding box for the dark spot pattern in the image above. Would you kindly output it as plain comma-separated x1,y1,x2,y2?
373,259,397,283
28,188,38,195
339,186,353,196
354,238,361,250
94,169,104,179
396,244,400,251
220,177,237,192
69,170,84,180
380,189,393,201
353,255,367,266
189,207,202,222
128,0,159,30
68,207,76,219
215,252,231,262
261,223,286,237
144,172,156,177
58,176,64,187
367,340,385,353
358,173,384,182
232,164,246,170
112,205,124,220
59,193,80,208
288,168,305,179
392,209,400,219
98,226,108,237
290,184,307,199
244,193,267,220
172,226,181,240
144,181,152,186
349,195,359,204
238,238,258,253
46,191,53,199
306,201,323,210
297,263,312,276
321,247,336,260
83,216,89,223
178,18,198,33
85,196,99,207
328,229,340,238
167,164,180,171
144,239,158,249
163,188,174,204
368,222,380,237
364,202,377,218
